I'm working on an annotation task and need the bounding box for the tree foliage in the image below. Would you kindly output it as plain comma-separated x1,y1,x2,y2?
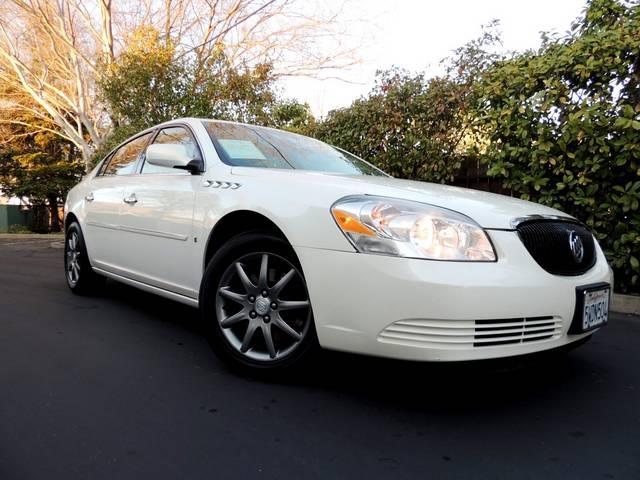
0,116,84,232
270,100,317,135
315,26,499,182
99,28,276,129
94,26,314,166
473,0,640,292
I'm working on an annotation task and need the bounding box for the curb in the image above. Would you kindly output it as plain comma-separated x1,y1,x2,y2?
612,293,640,316
0,233,64,239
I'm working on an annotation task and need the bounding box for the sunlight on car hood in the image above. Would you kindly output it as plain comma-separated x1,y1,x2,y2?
230,167,573,229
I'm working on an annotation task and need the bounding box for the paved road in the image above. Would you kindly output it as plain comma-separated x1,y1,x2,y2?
1,237,639,479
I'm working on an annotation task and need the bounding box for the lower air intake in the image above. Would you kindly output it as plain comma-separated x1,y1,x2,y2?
378,317,562,349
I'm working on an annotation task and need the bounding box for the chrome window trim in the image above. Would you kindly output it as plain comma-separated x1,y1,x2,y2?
97,129,156,177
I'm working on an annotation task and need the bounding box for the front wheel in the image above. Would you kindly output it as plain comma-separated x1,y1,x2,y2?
201,233,318,374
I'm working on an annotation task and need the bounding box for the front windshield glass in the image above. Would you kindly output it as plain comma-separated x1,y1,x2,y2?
203,121,388,177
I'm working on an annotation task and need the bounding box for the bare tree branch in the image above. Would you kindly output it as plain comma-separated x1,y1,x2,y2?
0,0,360,165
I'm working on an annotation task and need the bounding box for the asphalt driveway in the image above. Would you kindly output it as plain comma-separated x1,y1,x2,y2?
0,237,639,479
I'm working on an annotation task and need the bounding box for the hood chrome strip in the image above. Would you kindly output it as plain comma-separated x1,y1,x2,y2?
510,214,580,229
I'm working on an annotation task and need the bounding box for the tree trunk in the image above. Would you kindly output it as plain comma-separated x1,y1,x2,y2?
48,195,61,232
30,205,49,233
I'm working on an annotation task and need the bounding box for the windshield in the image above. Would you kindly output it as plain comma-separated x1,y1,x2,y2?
203,121,388,177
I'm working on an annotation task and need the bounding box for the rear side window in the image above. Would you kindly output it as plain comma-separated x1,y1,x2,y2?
102,132,153,176
141,126,201,174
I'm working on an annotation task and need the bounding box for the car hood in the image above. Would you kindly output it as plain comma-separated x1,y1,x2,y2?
231,168,573,229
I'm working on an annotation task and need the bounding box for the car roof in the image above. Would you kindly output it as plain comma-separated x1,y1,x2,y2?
157,117,255,129
156,118,303,138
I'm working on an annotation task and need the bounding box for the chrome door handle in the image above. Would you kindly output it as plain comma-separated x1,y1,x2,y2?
85,193,94,202
123,194,138,204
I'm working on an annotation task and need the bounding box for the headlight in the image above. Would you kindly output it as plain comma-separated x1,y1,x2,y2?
331,195,496,261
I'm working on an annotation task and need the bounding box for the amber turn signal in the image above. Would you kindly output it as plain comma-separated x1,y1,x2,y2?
332,208,374,236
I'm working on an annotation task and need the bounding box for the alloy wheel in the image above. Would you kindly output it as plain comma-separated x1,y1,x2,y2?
66,231,81,286
215,252,311,362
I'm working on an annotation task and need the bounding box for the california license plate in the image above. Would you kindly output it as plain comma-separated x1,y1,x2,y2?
570,283,610,334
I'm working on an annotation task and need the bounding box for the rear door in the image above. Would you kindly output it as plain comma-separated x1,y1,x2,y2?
84,132,153,270
117,125,203,298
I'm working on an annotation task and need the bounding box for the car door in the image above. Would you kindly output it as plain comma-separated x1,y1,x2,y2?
84,132,153,270
117,125,202,298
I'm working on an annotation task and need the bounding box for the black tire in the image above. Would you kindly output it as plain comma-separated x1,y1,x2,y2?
201,232,319,374
64,221,104,295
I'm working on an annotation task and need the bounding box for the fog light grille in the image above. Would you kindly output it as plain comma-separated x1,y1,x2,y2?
473,316,559,347
378,317,562,349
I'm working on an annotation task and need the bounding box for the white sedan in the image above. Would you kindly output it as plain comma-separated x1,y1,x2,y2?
64,118,612,372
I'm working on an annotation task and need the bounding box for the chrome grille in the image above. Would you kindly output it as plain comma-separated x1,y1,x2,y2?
516,220,596,276
378,317,562,349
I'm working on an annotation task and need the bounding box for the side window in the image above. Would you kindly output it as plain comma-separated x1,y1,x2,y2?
97,152,114,176
102,132,153,176
141,126,200,174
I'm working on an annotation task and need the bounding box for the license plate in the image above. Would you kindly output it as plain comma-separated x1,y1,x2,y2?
570,283,610,334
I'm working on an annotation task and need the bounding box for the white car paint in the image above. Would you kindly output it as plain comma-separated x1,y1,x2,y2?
65,118,612,362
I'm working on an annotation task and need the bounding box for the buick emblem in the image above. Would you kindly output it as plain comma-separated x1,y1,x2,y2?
568,230,584,263
254,297,270,316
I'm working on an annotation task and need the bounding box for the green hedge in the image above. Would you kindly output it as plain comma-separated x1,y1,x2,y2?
473,0,640,293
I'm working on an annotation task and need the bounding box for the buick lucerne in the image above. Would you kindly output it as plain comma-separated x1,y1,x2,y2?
64,118,612,372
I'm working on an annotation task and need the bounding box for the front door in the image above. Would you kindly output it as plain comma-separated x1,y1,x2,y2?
117,126,203,298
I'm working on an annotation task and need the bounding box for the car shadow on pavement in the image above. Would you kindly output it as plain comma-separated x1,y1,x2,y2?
99,278,600,415
101,278,205,333
300,349,595,414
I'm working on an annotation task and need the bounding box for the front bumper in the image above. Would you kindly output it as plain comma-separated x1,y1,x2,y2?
295,230,612,362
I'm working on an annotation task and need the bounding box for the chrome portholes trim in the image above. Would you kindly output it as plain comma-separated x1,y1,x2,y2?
510,214,581,229
203,180,241,189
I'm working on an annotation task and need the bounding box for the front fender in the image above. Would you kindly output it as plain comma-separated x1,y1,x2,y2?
195,178,355,253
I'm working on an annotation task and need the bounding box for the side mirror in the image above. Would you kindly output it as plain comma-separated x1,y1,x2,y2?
145,143,203,174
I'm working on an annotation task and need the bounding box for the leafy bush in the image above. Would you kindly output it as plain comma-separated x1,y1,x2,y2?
473,0,640,293
0,120,84,232
316,69,472,182
8,224,31,234
315,26,499,182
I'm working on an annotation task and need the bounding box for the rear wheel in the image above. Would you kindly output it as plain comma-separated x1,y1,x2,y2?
201,232,318,373
64,221,103,294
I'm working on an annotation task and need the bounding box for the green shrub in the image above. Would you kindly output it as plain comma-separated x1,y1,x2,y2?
8,224,31,234
316,69,472,183
473,0,640,293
